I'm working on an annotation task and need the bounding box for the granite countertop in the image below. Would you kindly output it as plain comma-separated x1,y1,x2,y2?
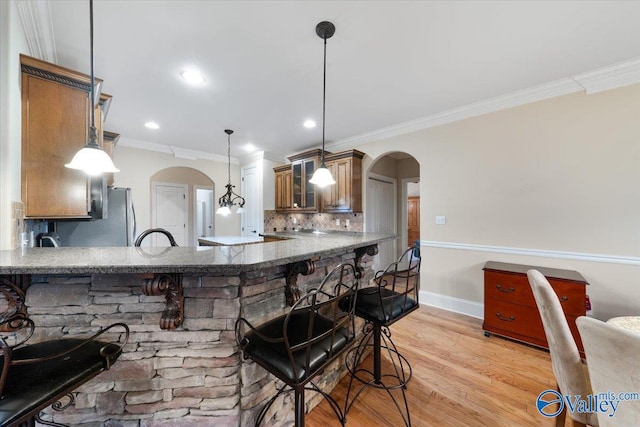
0,232,396,275
198,236,264,246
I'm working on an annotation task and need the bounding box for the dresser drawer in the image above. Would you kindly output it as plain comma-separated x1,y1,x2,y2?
484,271,534,307
483,299,545,342
485,270,585,316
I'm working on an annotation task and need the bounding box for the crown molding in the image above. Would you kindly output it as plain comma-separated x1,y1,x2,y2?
573,57,640,94
118,137,238,164
326,78,582,151
16,0,57,63
327,57,640,151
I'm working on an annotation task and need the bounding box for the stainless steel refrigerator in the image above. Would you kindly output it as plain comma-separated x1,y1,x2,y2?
56,187,136,247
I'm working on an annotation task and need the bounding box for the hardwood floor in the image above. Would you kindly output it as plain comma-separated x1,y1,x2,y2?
307,306,559,426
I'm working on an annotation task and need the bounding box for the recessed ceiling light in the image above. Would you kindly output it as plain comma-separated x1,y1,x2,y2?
243,143,257,152
145,121,160,129
180,68,206,85
303,119,316,128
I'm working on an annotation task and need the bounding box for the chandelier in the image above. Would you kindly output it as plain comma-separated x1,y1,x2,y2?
216,129,245,216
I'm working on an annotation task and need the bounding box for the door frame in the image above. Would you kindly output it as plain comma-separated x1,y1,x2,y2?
366,172,398,272
151,181,189,246
400,177,420,250
194,184,215,244
241,161,262,237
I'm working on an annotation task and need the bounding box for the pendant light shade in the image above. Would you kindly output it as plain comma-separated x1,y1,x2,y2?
216,129,246,215
309,21,336,188
65,0,119,175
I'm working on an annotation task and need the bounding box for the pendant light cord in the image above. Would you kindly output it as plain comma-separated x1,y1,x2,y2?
227,133,231,185
89,0,95,131
321,36,327,165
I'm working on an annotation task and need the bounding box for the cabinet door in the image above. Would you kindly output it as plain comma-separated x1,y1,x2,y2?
322,157,353,212
275,168,292,211
291,159,318,211
22,74,91,218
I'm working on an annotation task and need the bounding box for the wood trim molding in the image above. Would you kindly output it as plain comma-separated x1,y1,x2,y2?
421,240,640,266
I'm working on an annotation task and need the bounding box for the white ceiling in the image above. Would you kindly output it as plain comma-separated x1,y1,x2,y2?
44,0,640,162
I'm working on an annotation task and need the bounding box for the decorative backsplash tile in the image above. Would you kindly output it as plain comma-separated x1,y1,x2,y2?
264,210,363,233
11,201,24,249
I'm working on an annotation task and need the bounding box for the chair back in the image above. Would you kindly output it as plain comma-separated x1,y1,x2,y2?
134,228,178,247
236,262,359,387
370,246,421,323
577,316,640,427
283,262,359,383
527,269,597,426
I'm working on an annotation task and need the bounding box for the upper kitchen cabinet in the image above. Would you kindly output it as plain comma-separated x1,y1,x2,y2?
321,150,364,213
20,54,111,219
274,164,293,211
290,149,322,212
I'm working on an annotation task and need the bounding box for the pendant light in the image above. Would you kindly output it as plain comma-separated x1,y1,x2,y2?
65,0,119,176
216,129,246,216
308,21,336,188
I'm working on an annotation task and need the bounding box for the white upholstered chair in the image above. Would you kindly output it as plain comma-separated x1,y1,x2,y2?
577,316,640,427
527,269,598,427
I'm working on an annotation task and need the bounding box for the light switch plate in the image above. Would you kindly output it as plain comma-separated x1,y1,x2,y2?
435,216,446,225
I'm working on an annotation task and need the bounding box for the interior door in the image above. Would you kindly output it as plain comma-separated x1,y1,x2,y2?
196,188,214,242
366,176,397,273
152,182,187,246
241,164,260,237
407,196,420,246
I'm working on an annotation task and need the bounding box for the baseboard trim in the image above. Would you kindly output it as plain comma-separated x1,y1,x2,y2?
420,290,483,320
421,240,640,266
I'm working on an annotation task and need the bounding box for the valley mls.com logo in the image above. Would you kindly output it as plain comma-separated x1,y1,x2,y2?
536,389,640,418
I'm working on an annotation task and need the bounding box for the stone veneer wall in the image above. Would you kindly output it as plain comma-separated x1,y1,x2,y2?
24,251,375,426
10,201,24,249
264,210,363,233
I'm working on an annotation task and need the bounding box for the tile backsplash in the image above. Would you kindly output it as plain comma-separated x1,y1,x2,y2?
264,210,363,233
10,201,24,249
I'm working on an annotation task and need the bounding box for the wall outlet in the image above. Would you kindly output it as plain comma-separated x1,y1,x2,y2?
345,219,350,227
435,216,446,225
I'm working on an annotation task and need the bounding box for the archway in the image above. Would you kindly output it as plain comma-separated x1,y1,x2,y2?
366,152,420,272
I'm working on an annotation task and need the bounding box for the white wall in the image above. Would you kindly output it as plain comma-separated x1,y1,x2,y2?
356,84,640,320
0,0,28,250
113,146,242,240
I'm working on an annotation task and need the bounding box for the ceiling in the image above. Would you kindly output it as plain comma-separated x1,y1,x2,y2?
45,1,640,162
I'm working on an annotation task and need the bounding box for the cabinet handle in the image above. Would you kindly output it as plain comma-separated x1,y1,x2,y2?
496,312,515,322
559,296,568,302
496,284,515,293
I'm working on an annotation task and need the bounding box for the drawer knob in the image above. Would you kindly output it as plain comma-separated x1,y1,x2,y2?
496,284,516,293
560,296,568,302
496,312,515,322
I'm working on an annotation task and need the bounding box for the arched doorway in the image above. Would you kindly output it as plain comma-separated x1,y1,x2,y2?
150,167,214,246
366,152,420,272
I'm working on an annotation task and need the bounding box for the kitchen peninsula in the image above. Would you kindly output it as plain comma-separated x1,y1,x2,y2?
0,232,393,426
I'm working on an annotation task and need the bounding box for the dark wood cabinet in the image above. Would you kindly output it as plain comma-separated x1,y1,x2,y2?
273,148,364,214
482,261,587,355
274,165,293,211
321,150,363,213
20,54,112,219
291,154,319,212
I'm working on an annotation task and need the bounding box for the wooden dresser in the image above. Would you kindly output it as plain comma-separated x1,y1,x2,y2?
482,261,587,355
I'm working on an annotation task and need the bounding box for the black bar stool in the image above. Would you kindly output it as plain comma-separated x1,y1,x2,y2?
235,262,359,427
134,228,178,247
343,246,420,426
0,278,129,426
